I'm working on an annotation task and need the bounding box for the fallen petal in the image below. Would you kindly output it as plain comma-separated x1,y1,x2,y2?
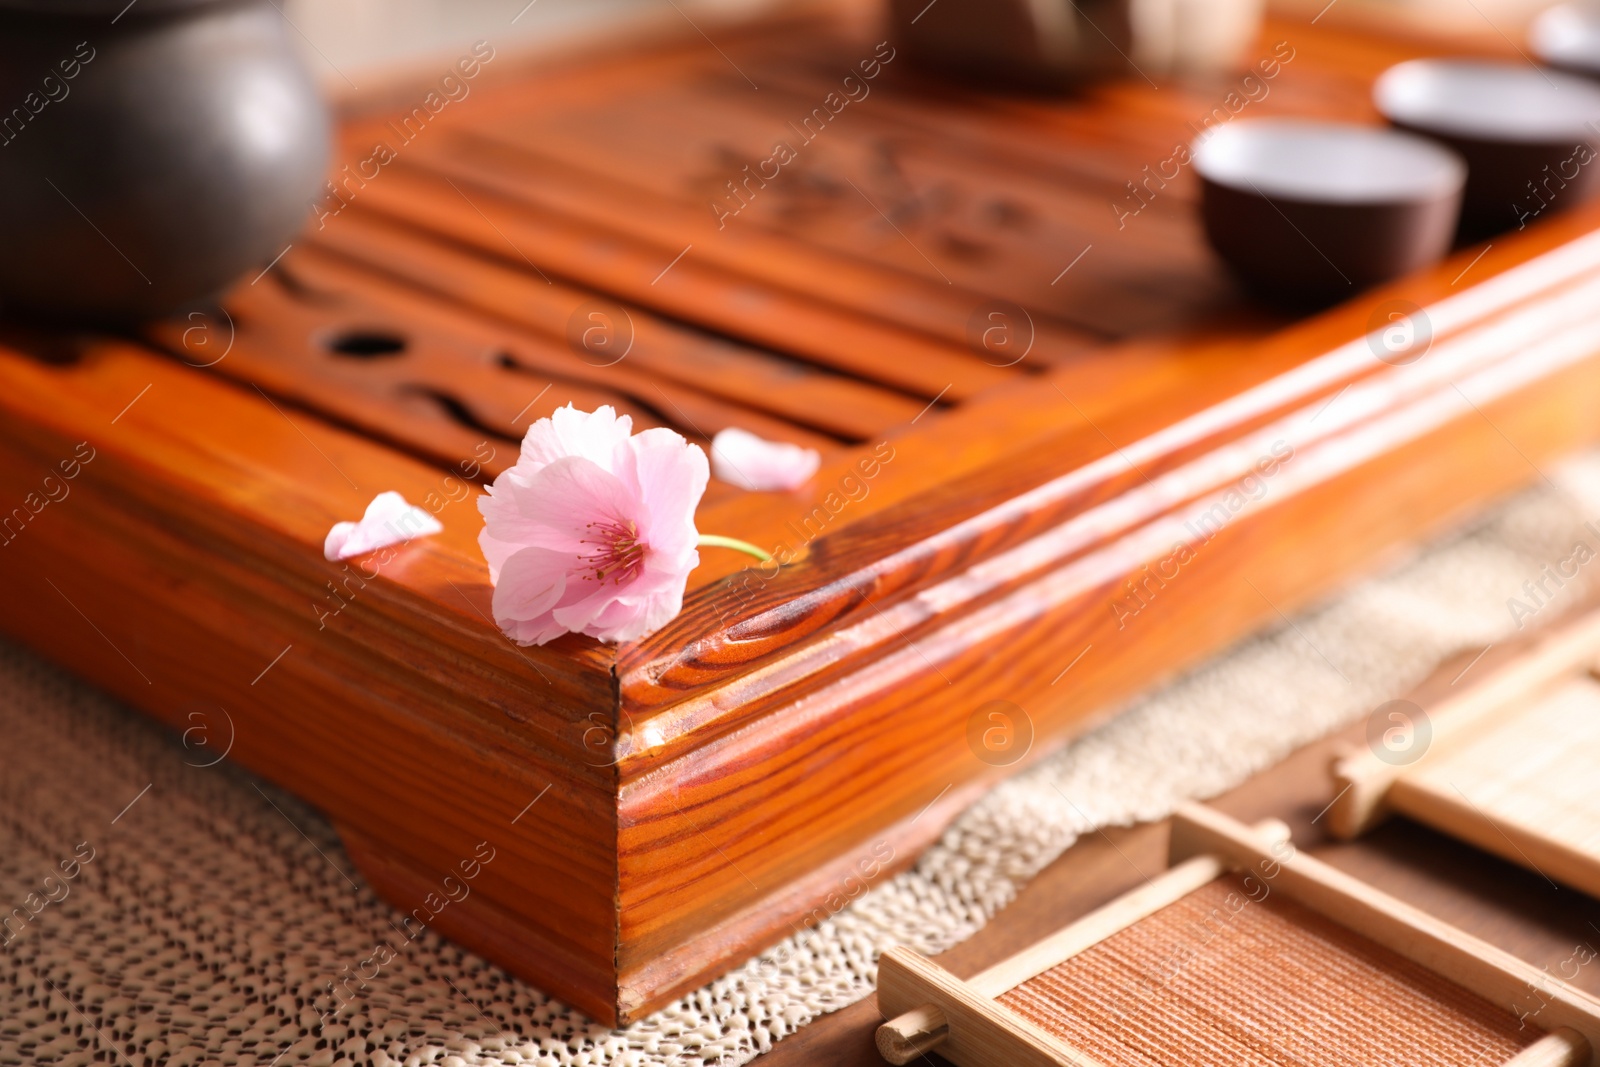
324,491,442,562
710,428,820,492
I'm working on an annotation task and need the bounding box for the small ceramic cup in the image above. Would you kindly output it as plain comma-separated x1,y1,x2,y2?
1193,118,1466,305
1374,58,1600,238
1530,2,1600,79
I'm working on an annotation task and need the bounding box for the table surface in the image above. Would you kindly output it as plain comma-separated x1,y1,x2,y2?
759,627,1600,1064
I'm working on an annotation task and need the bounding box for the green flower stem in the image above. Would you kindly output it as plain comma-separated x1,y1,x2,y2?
696,534,772,563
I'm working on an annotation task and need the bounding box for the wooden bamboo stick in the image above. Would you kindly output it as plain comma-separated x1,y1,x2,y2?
876,945,1107,1067
1503,1029,1591,1067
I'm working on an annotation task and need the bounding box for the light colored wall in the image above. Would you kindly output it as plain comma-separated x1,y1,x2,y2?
279,0,775,90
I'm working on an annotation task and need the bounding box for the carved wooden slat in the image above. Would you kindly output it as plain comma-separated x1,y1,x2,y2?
306,209,926,441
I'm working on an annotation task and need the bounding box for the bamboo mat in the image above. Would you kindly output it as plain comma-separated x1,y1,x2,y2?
6,451,1600,1065
1404,676,1600,862
999,874,1533,1067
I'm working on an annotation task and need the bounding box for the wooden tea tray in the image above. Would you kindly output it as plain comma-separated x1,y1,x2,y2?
5,7,1600,1025
876,805,1600,1066
1330,607,1600,895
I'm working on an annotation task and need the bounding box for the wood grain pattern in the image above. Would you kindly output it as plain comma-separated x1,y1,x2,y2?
304,210,924,441
605,216,1600,1011
347,162,1010,400
0,339,623,1018
3,5,1600,1026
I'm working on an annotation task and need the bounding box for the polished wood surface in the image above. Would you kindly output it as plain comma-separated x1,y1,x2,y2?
1,6,1598,1026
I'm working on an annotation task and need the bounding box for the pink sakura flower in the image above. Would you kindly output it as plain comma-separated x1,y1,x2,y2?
478,405,712,646
710,427,820,491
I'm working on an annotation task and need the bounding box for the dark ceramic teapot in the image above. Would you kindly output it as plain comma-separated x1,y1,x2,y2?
0,0,330,322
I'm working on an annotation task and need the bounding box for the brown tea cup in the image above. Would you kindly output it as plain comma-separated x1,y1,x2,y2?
1530,3,1600,80
1193,118,1466,306
1374,59,1600,238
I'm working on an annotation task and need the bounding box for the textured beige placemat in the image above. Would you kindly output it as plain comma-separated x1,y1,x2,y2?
6,453,1600,1066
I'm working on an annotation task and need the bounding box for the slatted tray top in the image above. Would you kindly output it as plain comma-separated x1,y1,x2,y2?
137,11,1423,502
129,11,1600,710
876,806,1600,1067
8,6,1600,1025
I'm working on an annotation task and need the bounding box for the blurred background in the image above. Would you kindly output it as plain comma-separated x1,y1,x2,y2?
280,0,782,95
279,0,1551,87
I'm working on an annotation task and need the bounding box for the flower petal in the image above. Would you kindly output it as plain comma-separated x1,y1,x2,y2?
324,492,442,562
518,404,633,475
522,456,640,549
613,426,709,561
480,455,639,579
477,479,527,581
556,565,688,644
490,546,572,646
582,583,685,643
710,428,820,492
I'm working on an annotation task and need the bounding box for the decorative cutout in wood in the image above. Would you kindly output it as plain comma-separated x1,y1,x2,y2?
876,805,1600,1067
1328,608,1600,898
